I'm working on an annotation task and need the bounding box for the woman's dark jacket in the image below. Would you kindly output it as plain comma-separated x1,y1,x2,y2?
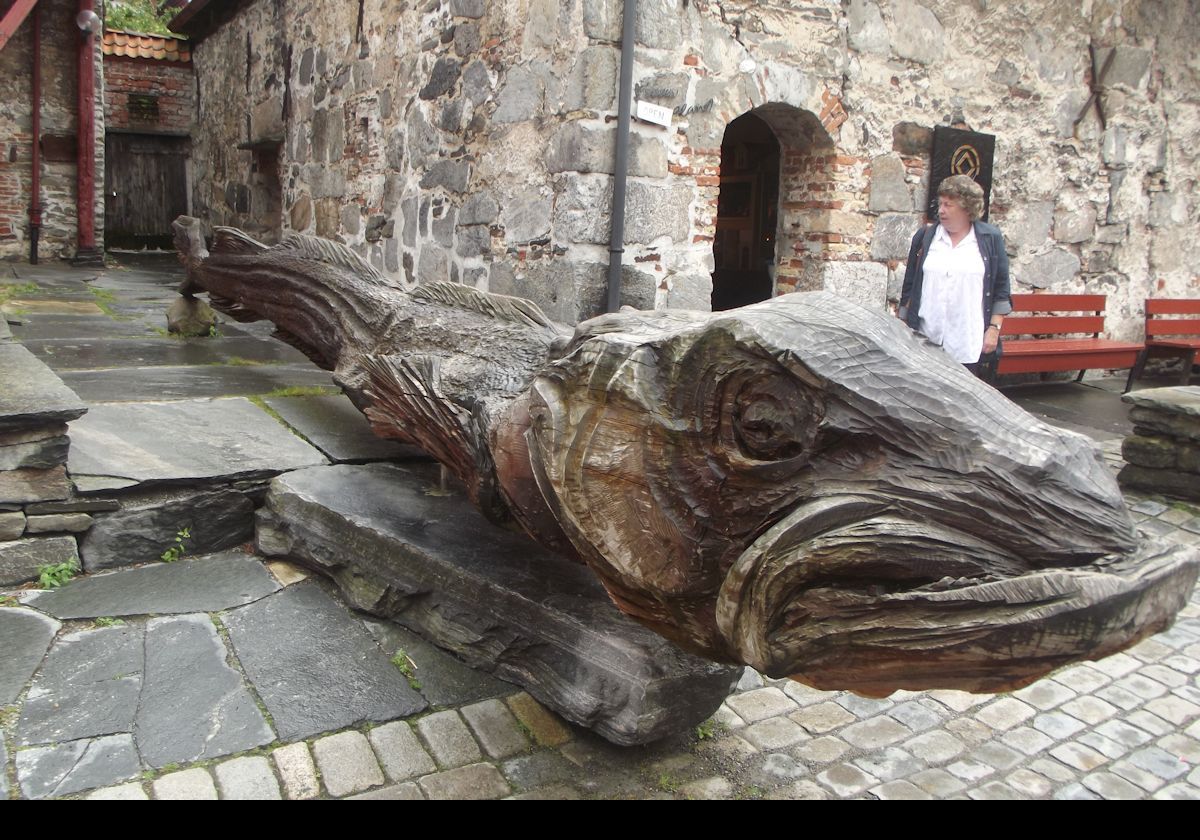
898,221,1013,331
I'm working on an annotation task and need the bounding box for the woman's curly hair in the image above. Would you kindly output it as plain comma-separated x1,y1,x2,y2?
937,174,985,221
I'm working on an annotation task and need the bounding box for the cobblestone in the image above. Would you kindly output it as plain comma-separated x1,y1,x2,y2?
1152,783,1200,800
975,698,1037,731
461,698,530,759
909,768,966,797
214,756,281,800
348,782,424,800
1005,768,1054,798
904,730,965,763
791,736,850,764
817,763,880,797
1142,696,1200,726
967,780,1024,800
839,716,912,750
1012,680,1077,710
724,687,797,723
1050,742,1108,772
872,780,933,800
999,726,1055,756
743,716,808,750
1059,696,1120,725
86,782,149,800
1082,771,1150,799
790,702,856,733
312,731,385,797
853,747,922,781
1032,711,1088,740
368,721,437,781
416,710,483,769
418,763,510,800
152,768,218,800
507,693,572,747
272,742,320,800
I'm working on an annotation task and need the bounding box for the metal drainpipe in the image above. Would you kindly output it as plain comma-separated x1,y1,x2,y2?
29,3,41,264
605,0,638,314
75,0,99,264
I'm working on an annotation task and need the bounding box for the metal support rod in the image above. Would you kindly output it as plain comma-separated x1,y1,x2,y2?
605,0,638,314
76,0,98,257
29,2,41,264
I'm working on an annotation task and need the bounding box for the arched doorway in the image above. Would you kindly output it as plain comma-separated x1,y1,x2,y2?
711,112,780,311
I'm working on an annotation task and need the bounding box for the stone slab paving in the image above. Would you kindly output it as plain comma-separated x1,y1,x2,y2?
16,735,141,799
24,335,312,372
223,580,426,741
0,343,87,432
22,550,280,618
59,364,336,403
0,607,60,703
68,398,327,485
263,395,425,463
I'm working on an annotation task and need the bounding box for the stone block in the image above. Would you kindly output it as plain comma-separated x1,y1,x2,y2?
1054,205,1097,244
368,721,437,782
493,65,544,124
0,344,87,433
635,0,683,48
583,0,621,41
420,57,461,100
17,735,141,799
0,535,78,586
416,710,483,769
893,121,933,156
272,743,320,800
0,608,61,705
461,699,530,759
871,213,920,260
0,466,71,505
1096,45,1152,90
555,174,691,246
501,192,552,244
152,768,218,800
462,59,492,105
420,160,471,194
848,0,888,54
489,259,656,324
0,424,70,471
450,0,484,17
312,731,385,797
892,0,944,64
86,782,149,800
25,513,92,534
459,191,499,226
214,756,282,800
547,122,667,178
418,247,451,284
256,464,737,745
80,489,254,572
419,763,510,800
823,261,889,311
869,155,912,213
1119,465,1200,502
1024,248,1081,287
0,510,24,540
455,224,492,258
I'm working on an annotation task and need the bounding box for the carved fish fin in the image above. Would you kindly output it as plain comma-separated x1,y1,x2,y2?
358,353,480,487
211,227,270,255
411,281,561,331
273,232,395,286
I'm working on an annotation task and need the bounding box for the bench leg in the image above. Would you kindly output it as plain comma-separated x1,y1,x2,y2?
1181,349,1196,387
1124,349,1149,394
1075,368,1088,383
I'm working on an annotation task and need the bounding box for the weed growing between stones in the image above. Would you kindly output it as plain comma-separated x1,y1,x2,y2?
263,386,343,398
694,717,726,741
94,617,126,628
160,527,192,563
88,286,119,317
0,595,17,608
37,561,77,589
390,650,422,692
0,282,40,307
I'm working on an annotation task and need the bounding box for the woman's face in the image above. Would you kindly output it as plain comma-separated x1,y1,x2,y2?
937,195,972,235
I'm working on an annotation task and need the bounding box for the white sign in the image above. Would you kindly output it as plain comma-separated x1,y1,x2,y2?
635,100,673,129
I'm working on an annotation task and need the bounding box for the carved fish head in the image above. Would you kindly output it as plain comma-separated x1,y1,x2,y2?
523,292,1198,695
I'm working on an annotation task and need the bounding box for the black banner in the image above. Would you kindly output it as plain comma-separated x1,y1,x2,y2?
926,126,996,222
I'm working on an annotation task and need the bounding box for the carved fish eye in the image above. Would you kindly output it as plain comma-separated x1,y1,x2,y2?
728,373,823,462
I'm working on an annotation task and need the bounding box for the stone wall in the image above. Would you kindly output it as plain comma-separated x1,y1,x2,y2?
0,0,106,261
187,0,1200,333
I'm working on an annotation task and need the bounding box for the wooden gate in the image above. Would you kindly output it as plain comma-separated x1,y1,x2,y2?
104,132,189,249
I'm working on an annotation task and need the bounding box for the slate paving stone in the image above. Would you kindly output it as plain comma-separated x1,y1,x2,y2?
224,581,425,741
17,624,143,746
9,315,172,341
68,398,327,485
263,395,425,462
24,335,312,372
135,614,274,767
0,740,7,799
363,619,516,707
0,343,87,431
16,734,141,799
59,364,336,402
0,607,61,704
23,551,280,618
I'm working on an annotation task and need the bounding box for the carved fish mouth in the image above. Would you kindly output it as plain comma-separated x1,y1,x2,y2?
717,494,1198,695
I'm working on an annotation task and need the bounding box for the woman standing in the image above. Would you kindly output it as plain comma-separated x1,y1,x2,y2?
898,175,1012,376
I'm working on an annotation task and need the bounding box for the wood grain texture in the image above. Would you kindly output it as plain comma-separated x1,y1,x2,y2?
174,218,1200,696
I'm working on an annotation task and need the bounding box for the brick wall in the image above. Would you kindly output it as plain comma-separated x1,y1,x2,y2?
104,56,194,135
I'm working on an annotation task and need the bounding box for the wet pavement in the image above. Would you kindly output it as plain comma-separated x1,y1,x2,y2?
0,256,1197,799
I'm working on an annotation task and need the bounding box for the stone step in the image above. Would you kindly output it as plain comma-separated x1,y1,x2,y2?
0,344,87,433
256,462,739,746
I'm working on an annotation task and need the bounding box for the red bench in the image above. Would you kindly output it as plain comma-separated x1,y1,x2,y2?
1125,298,1200,390
993,294,1143,387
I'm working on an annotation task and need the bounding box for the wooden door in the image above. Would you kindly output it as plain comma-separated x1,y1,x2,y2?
104,132,189,249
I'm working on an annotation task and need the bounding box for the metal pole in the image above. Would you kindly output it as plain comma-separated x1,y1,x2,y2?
29,2,41,264
605,0,638,314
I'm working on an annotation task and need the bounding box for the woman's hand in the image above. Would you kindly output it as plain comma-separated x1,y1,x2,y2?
982,325,1000,355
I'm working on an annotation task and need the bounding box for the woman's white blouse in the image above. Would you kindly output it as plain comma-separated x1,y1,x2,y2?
918,224,986,364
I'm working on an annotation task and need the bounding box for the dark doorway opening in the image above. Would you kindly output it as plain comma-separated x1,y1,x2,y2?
711,112,780,311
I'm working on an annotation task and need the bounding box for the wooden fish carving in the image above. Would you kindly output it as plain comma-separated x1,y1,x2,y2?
174,217,1199,696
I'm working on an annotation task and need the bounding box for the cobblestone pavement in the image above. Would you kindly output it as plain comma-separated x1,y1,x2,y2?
2,259,1199,799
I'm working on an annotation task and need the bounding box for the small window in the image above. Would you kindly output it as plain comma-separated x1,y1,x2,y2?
128,94,160,122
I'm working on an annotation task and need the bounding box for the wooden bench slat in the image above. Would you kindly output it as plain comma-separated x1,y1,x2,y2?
1009,293,1107,313
1146,298,1200,316
1002,315,1105,336
1147,338,1200,350
1146,320,1200,337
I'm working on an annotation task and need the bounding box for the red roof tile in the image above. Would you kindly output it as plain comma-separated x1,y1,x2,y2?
102,29,191,62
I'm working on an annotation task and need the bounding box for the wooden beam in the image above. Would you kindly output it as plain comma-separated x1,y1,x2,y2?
0,0,39,53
